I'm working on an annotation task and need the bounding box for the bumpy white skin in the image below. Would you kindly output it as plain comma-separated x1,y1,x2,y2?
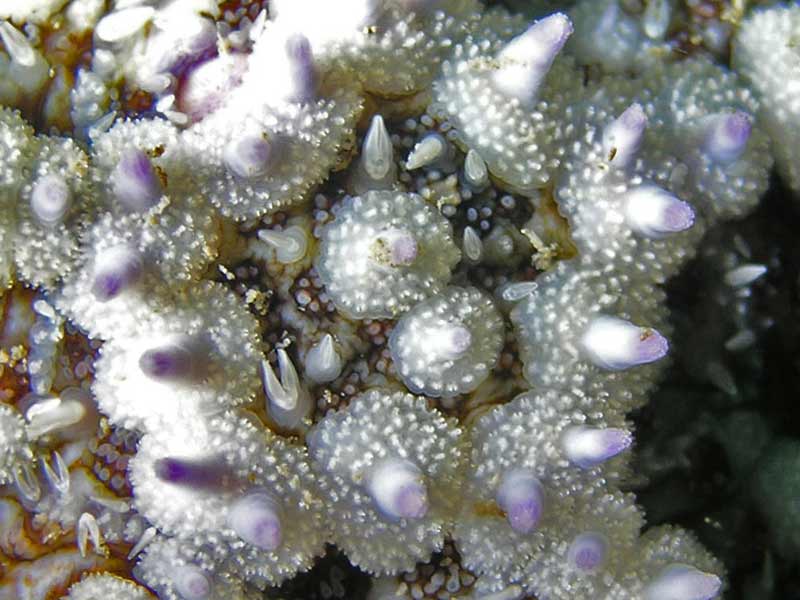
86,118,221,281
63,572,155,600
129,411,326,587
56,201,219,340
89,117,182,213
555,96,705,283
389,286,505,397
0,403,32,485
653,57,772,221
181,86,363,220
606,525,724,600
91,282,261,431
0,108,37,287
733,4,800,194
316,191,461,319
268,0,480,97
13,136,95,289
134,536,260,600
55,222,164,341
454,388,637,593
307,389,465,574
429,32,580,194
520,488,642,600
568,0,669,75
510,261,670,411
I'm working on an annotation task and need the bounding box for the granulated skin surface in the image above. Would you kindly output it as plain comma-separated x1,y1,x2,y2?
0,1,796,599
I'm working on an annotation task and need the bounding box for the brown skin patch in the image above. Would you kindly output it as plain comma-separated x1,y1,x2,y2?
473,500,505,519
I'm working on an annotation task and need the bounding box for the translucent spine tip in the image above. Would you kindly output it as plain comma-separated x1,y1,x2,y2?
644,564,722,600
366,458,429,520
361,114,396,185
261,349,311,430
603,103,647,168
562,426,632,468
304,334,343,384
462,226,483,262
724,264,767,288
496,469,544,534
624,185,695,238
463,149,489,190
492,13,573,106
580,315,668,371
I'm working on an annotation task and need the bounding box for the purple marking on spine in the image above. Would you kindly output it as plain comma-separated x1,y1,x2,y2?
90,248,143,302
229,489,283,550
153,456,229,491
496,469,544,534
285,34,318,103
111,148,162,212
139,343,196,382
567,532,609,573
704,111,752,164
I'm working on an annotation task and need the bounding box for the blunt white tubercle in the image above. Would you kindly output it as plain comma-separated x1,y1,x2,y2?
406,133,450,170
258,225,308,263
228,489,283,550
304,333,343,384
492,13,573,105
581,315,668,371
428,322,473,361
603,103,647,168
30,174,72,226
702,111,752,165
567,532,609,573
496,468,544,534
624,185,695,238
367,458,429,520
562,426,632,468
173,565,213,600
644,564,722,600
